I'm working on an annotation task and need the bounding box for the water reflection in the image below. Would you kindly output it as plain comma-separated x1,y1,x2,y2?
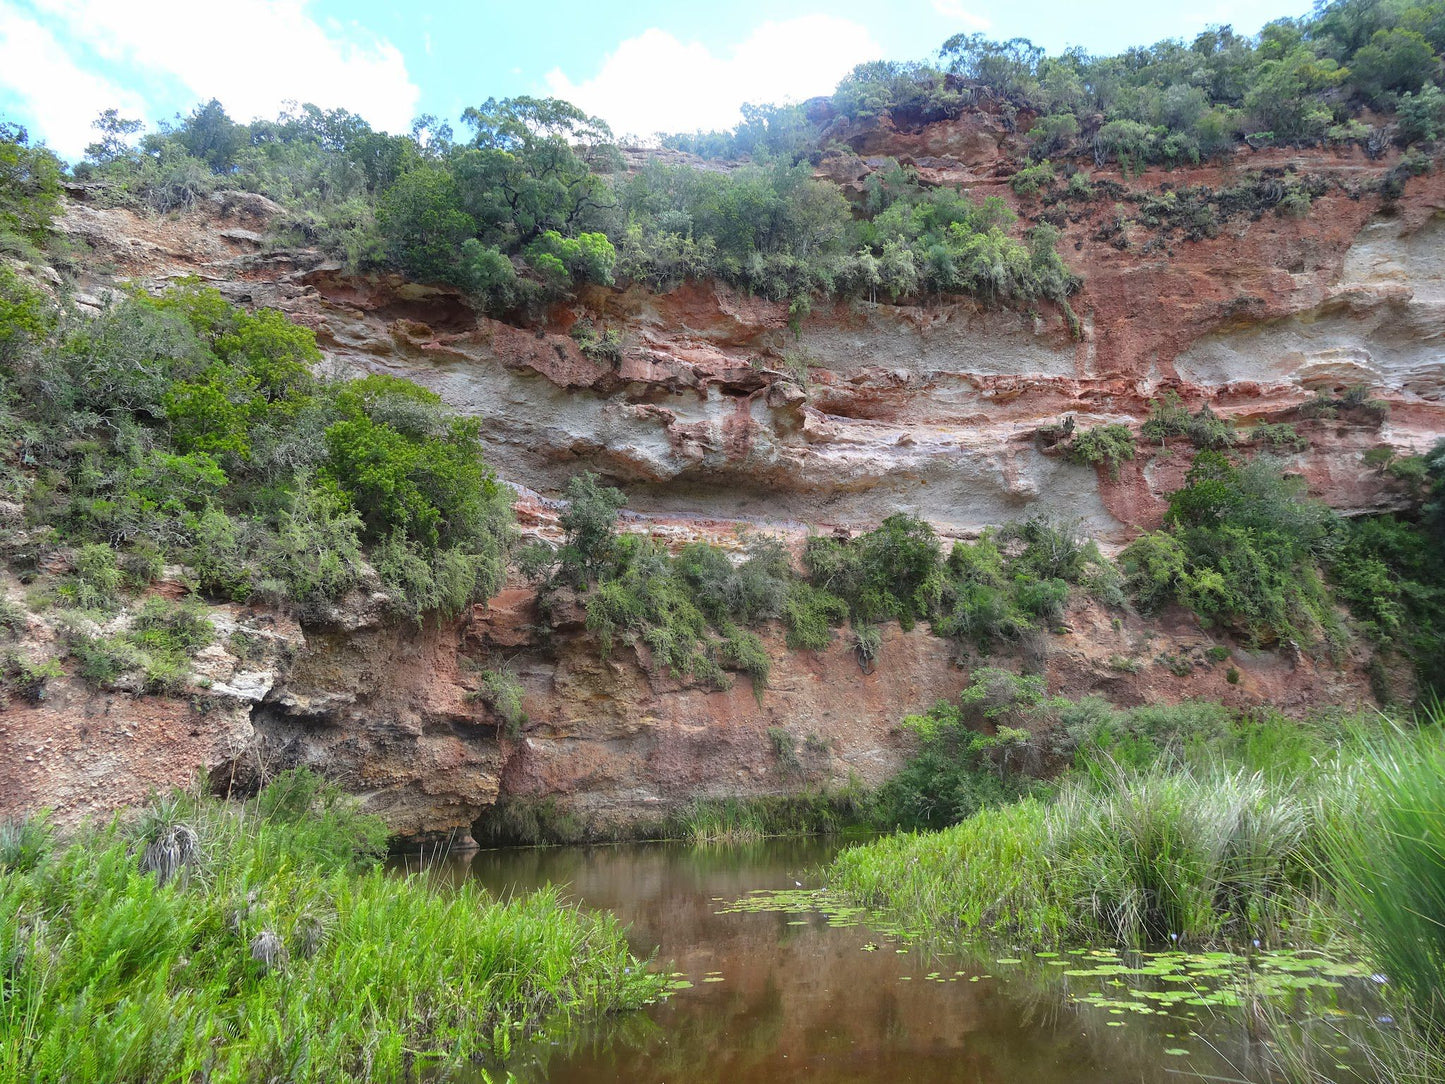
419,838,1370,1084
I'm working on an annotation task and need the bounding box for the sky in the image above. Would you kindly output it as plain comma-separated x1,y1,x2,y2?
0,0,1312,159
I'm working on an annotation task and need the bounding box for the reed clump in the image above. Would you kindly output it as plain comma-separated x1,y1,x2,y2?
0,769,663,1084
826,705,1431,951
1323,721,1445,1060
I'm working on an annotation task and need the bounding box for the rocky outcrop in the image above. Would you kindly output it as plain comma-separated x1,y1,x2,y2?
0,578,301,827
56,146,1445,541
228,580,1384,842
9,118,1438,841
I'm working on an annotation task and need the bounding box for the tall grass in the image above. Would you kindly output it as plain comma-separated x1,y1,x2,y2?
1051,766,1309,946
828,798,1066,942
829,765,1316,948
0,771,664,1083
1325,717,1445,1041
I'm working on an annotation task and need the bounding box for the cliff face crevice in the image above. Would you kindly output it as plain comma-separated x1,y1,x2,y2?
6,128,1438,840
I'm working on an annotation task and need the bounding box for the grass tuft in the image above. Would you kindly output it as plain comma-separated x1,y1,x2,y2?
0,769,664,1083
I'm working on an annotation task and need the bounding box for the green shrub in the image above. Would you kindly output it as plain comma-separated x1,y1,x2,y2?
55,543,125,612
0,811,51,872
878,696,1045,830
1125,453,1341,646
1141,391,1191,444
1251,421,1306,452
767,726,800,772
675,537,789,627
0,597,27,637
1119,531,1188,613
128,595,214,691
478,666,528,736
1066,423,1135,479
720,628,771,699
1329,513,1445,691
0,649,63,702
1010,159,1055,196
557,472,628,587
1388,455,1429,488
803,515,943,630
0,122,63,254
67,631,145,688
0,265,56,362
782,581,848,650
8,283,512,622
1140,396,1233,449
1184,403,1235,448
850,623,882,669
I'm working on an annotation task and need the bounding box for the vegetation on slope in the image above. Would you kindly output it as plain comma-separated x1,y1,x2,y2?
517,447,1444,705
0,769,664,1083
673,0,1445,166
46,97,1079,326
6,3,1444,347
0,271,511,627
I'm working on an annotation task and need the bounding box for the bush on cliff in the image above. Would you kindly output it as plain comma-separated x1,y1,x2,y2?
0,122,62,259
1121,452,1340,648
1,280,512,623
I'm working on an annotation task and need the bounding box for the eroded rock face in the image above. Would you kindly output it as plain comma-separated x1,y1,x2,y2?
13,125,1440,840
240,582,1383,841
59,147,1445,541
0,584,302,828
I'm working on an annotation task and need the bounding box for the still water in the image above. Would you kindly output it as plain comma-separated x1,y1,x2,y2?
424,836,1373,1084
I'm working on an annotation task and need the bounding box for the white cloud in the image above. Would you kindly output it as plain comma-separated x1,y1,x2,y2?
0,9,147,157
932,0,992,32
3,0,419,156
546,15,881,141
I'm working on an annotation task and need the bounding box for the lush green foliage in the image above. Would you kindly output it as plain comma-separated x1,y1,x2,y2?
528,477,795,695
1121,452,1339,646
804,514,944,630
0,123,62,259
537,487,1130,695
671,1,1445,179
1325,722,1445,1040
879,677,1048,830
1116,442,1445,684
477,665,528,737
1330,506,1445,689
936,517,1120,649
0,770,663,1083
1140,392,1235,448
1064,422,1136,479
831,702,1409,949
1,282,512,622
60,91,1079,321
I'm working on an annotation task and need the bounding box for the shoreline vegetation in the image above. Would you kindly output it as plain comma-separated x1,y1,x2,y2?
821,699,1445,1081
0,770,665,1084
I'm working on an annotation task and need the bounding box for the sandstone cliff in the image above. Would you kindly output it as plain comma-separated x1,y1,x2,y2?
5,122,1442,841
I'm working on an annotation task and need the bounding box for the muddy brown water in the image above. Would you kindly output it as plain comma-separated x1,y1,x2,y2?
413,836,1367,1084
